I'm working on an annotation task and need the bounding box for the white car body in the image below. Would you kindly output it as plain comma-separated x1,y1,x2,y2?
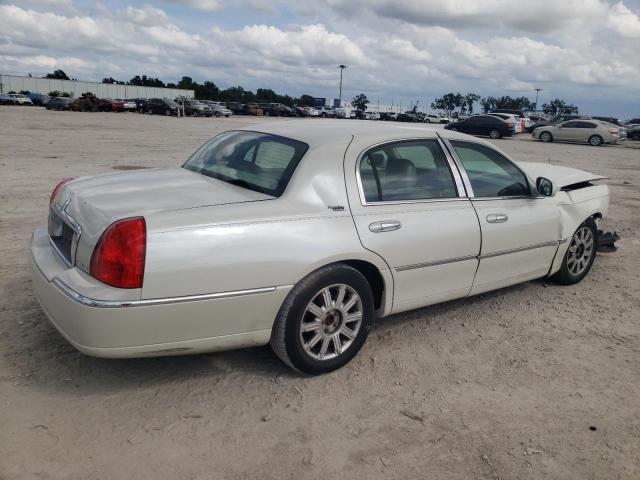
306,107,319,117
424,114,449,123
120,99,137,111
488,113,523,133
10,93,33,105
30,121,609,364
365,111,381,120
532,119,623,145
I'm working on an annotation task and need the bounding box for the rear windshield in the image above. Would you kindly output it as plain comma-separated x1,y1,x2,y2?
183,131,308,197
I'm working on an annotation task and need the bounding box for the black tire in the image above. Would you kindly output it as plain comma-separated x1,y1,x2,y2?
630,132,640,141
551,218,598,285
539,131,553,142
489,128,501,139
270,264,375,375
215,111,221,117
589,135,603,146
449,127,458,132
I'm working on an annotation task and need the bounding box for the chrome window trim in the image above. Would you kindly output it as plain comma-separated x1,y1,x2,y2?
438,136,475,197
52,278,278,308
394,240,560,272
441,137,541,199
354,136,467,207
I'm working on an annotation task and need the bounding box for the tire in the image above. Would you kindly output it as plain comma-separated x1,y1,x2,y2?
148,109,153,115
449,127,458,132
165,109,170,116
539,131,553,142
589,135,603,146
630,132,640,141
215,112,221,117
551,218,598,285
270,264,375,375
489,128,502,139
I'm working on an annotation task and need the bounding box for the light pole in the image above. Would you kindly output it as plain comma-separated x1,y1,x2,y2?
337,65,347,107
534,88,542,111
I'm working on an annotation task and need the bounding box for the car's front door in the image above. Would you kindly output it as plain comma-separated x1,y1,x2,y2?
445,139,561,295
345,137,481,314
554,121,582,142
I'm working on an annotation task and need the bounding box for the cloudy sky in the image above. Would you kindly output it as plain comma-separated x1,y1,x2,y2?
1,0,640,116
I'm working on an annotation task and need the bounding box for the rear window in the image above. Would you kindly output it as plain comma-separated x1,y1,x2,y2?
183,131,308,197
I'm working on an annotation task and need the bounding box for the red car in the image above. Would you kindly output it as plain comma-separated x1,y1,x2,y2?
99,98,125,112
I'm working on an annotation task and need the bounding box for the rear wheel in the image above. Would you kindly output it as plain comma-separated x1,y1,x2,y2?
215,111,221,117
630,132,640,141
270,264,374,375
589,135,603,146
449,127,458,132
489,128,501,139
552,218,597,285
539,131,553,142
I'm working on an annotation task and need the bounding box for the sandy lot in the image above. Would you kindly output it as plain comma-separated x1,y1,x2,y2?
1,106,639,480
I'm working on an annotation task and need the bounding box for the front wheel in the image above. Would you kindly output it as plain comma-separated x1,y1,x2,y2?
539,131,552,142
589,135,603,146
552,219,597,285
489,128,502,139
270,264,374,374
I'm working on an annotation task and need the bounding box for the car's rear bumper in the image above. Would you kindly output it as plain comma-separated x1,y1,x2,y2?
29,226,289,358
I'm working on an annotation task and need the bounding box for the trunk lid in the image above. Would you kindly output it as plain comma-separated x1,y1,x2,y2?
52,167,272,272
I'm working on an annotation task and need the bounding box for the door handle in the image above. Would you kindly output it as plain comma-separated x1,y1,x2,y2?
486,213,508,223
369,220,401,233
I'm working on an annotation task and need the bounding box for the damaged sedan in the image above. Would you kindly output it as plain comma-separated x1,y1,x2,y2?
30,121,613,374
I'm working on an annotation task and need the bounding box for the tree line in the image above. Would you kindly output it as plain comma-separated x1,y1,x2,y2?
431,92,579,117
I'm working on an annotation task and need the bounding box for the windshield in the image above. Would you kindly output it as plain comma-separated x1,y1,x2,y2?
183,131,309,197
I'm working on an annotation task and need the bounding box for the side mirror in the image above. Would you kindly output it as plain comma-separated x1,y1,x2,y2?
536,177,557,197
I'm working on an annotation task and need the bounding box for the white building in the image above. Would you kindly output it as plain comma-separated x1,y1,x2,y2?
0,74,194,99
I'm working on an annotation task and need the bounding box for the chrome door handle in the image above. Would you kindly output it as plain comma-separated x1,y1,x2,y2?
486,213,508,223
369,220,401,233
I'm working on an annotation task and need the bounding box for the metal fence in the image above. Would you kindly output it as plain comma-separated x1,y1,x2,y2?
0,74,194,99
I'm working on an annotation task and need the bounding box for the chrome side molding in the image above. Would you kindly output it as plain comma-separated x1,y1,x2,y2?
52,278,278,308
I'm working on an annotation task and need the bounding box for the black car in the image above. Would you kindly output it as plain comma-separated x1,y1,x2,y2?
445,114,516,139
396,112,419,122
627,118,640,125
45,97,72,110
226,102,246,115
147,98,179,116
257,103,295,116
135,98,148,113
592,116,621,126
627,125,640,141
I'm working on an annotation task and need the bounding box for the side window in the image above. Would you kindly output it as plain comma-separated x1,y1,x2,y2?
578,122,596,129
562,121,580,128
450,141,530,198
359,140,457,202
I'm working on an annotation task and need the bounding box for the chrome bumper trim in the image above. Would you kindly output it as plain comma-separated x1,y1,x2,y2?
52,278,277,308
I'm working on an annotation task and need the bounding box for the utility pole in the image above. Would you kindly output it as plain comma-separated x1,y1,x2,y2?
534,88,542,111
337,65,347,107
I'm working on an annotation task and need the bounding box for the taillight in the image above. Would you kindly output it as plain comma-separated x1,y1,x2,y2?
608,129,618,135
90,217,146,289
506,122,515,128
50,178,74,206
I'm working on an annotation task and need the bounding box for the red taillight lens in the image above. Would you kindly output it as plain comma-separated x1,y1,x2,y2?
50,178,74,206
90,217,146,289
608,129,618,135
506,122,515,128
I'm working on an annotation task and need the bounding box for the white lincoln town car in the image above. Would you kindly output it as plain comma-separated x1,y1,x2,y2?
30,121,609,374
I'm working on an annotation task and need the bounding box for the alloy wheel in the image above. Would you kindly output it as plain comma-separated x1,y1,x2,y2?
567,226,594,276
299,284,363,361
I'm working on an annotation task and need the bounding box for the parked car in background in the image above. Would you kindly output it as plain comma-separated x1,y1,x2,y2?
209,103,232,117
9,93,33,105
305,107,320,117
71,93,100,112
99,98,125,112
33,122,610,374
396,112,419,122
147,98,179,116
626,125,640,141
592,116,621,126
226,102,245,115
526,114,588,133
292,106,309,117
244,103,264,116
445,114,516,139
488,113,523,133
119,99,137,111
46,97,72,111
625,118,640,125
29,93,51,106
0,93,17,104
365,111,381,120
532,119,623,146
178,99,212,117
424,114,449,124
315,107,336,117
135,98,148,113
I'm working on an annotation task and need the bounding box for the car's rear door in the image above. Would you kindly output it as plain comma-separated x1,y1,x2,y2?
345,136,481,314
554,121,582,141
444,139,561,294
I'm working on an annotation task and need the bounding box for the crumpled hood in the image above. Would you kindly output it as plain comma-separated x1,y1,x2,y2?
517,162,607,187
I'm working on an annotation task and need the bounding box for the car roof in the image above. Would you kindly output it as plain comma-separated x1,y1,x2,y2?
236,119,490,148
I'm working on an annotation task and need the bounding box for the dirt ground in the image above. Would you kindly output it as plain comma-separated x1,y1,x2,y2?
1,106,639,480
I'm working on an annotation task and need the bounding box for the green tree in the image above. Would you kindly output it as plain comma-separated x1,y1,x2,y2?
463,93,480,114
352,93,370,111
298,94,316,107
45,69,70,80
542,99,579,116
431,92,464,117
